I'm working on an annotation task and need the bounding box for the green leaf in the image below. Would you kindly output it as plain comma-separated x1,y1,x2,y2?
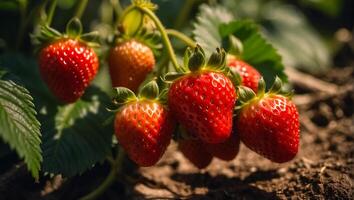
220,20,287,85
42,87,113,177
193,4,233,56
0,54,114,177
0,78,42,179
221,0,331,73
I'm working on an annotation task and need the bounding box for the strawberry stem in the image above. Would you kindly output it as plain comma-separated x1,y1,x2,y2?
74,0,88,19
79,147,125,200
166,29,196,48
111,0,124,21
46,0,57,26
136,6,180,71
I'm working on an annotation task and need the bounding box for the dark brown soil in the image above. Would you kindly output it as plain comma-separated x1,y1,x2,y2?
0,66,353,200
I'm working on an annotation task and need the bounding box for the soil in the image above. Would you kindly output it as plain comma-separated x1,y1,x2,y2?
0,65,353,200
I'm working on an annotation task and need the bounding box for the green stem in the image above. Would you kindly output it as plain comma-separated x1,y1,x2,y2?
137,7,180,71
46,0,57,26
174,0,197,29
166,29,196,48
79,148,125,200
15,0,28,50
74,0,89,19
110,0,123,19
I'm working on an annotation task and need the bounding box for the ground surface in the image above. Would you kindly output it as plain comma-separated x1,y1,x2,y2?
0,65,353,200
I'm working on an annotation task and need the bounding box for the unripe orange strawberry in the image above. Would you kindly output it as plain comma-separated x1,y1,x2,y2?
109,39,155,92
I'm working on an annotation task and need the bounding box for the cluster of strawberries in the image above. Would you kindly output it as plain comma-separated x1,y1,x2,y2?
36,17,299,169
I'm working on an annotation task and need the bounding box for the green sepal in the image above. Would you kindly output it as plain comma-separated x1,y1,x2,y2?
31,25,61,46
121,9,143,37
188,45,206,72
139,80,159,100
112,87,137,105
133,27,162,56
42,25,62,38
81,31,99,43
207,47,226,71
281,90,295,99
162,72,185,83
66,18,82,38
227,35,243,56
269,76,282,94
157,88,168,104
133,0,157,10
257,77,266,96
226,67,242,87
237,86,256,104
183,47,193,72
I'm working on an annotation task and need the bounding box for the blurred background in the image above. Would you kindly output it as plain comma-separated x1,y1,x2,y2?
0,0,353,199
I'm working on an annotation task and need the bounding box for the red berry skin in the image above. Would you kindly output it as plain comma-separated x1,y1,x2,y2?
108,40,155,92
237,95,299,163
168,71,236,144
114,101,175,167
39,39,99,103
227,57,261,93
204,132,240,161
178,139,213,169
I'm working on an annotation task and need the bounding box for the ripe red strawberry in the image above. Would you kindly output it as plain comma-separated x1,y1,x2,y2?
109,39,155,92
114,100,174,167
39,39,99,103
227,56,261,93
236,83,299,163
169,71,236,143
178,139,213,169
168,47,236,144
204,132,240,161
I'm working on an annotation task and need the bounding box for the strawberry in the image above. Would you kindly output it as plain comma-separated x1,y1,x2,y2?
33,18,100,103
167,46,236,144
39,39,98,103
113,81,175,167
227,55,261,93
204,132,240,161
236,78,300,163
109,39,155,92
178,138,213,169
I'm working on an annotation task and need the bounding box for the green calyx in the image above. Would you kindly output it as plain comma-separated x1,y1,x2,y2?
115,0,161,54
184,44,226,72
236,76,293,110
31,17,100,52
226,35,244,57
66,18,82,38
111,80,166,111
180,44,227,73
162,44,241,85
188,45,206,72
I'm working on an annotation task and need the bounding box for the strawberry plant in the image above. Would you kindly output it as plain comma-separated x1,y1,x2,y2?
0,0,301,199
